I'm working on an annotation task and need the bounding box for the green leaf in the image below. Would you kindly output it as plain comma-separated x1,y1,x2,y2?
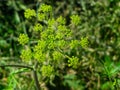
0,39,9,48
11,68,30,75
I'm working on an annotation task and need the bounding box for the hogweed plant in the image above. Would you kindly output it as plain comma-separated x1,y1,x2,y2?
2,4,89,90
19,4,89,89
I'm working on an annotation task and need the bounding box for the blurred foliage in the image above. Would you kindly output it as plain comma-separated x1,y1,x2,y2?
0,0,120,90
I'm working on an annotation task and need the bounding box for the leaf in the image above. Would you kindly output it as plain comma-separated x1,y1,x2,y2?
14,11,20,24
10,68,30,75
0,39,9,48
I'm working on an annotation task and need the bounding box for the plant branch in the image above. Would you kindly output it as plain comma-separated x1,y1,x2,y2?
0,64,41,89
0,64,33,70
33,70,40,90
33,62,40,90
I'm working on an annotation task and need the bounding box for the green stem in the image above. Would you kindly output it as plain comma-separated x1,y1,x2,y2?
33,62,40,90
33,70,40,90
0,64,33,70
0,64,41,90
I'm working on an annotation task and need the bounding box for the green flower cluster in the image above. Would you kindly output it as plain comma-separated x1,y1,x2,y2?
41,65,54,77
37,4,52,21
20,48,32,62
57,40,66,49
52,51,63,61
37,13,45,21
48,18,56,27
34,40,46,51
70,40,79,49
57,16,66,25
34,51,45,63
18,4,89,79
33,23,43,32
40,22,70,49
24,9,36,19
68,56,79,69
57,25,71,39
80,37,89,48
39,4,52,12
70,15,80,25
33,40,46,62
18,34,29,45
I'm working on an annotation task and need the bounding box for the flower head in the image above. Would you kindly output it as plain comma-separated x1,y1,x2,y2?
33,23,43,32
34,51,46,62
52,51,63,61
70,40,79,49
70,15,80,25
18,34,29,45
33,40,46,62
37,13,45,21
48,18,56,27
24,9,36,19
57,16,66,25
68,56,79,69
41,65,54,77
39,4,52,12
80,37,89,48
20,48,32,62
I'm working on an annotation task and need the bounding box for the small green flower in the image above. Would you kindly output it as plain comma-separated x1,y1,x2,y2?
48,18,56,26
58,25,67,32
18,34,29,45
80,37,89,48
34,51,46,62
57,25,71,38
34,40,46,52
65,29,72,38
41,65,54,77
37,13,45,21
20,48,32,62
70,15,80,25
48,40,56,49
33,23,43,32
70,40,79,49
48,34,55,40
52,51,63,61
66,30,72,37
57,40,66,48
24,9,36,19
56,32,64,39
41,31,48,40
33,40,46,62
39,4,52,12
57,16,66,25
68,56,79,69
46,27,55,34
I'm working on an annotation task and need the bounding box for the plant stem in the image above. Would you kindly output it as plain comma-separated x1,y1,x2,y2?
0,64,41,90
0,64,33,70
33,62,40,90
33,70,40,90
